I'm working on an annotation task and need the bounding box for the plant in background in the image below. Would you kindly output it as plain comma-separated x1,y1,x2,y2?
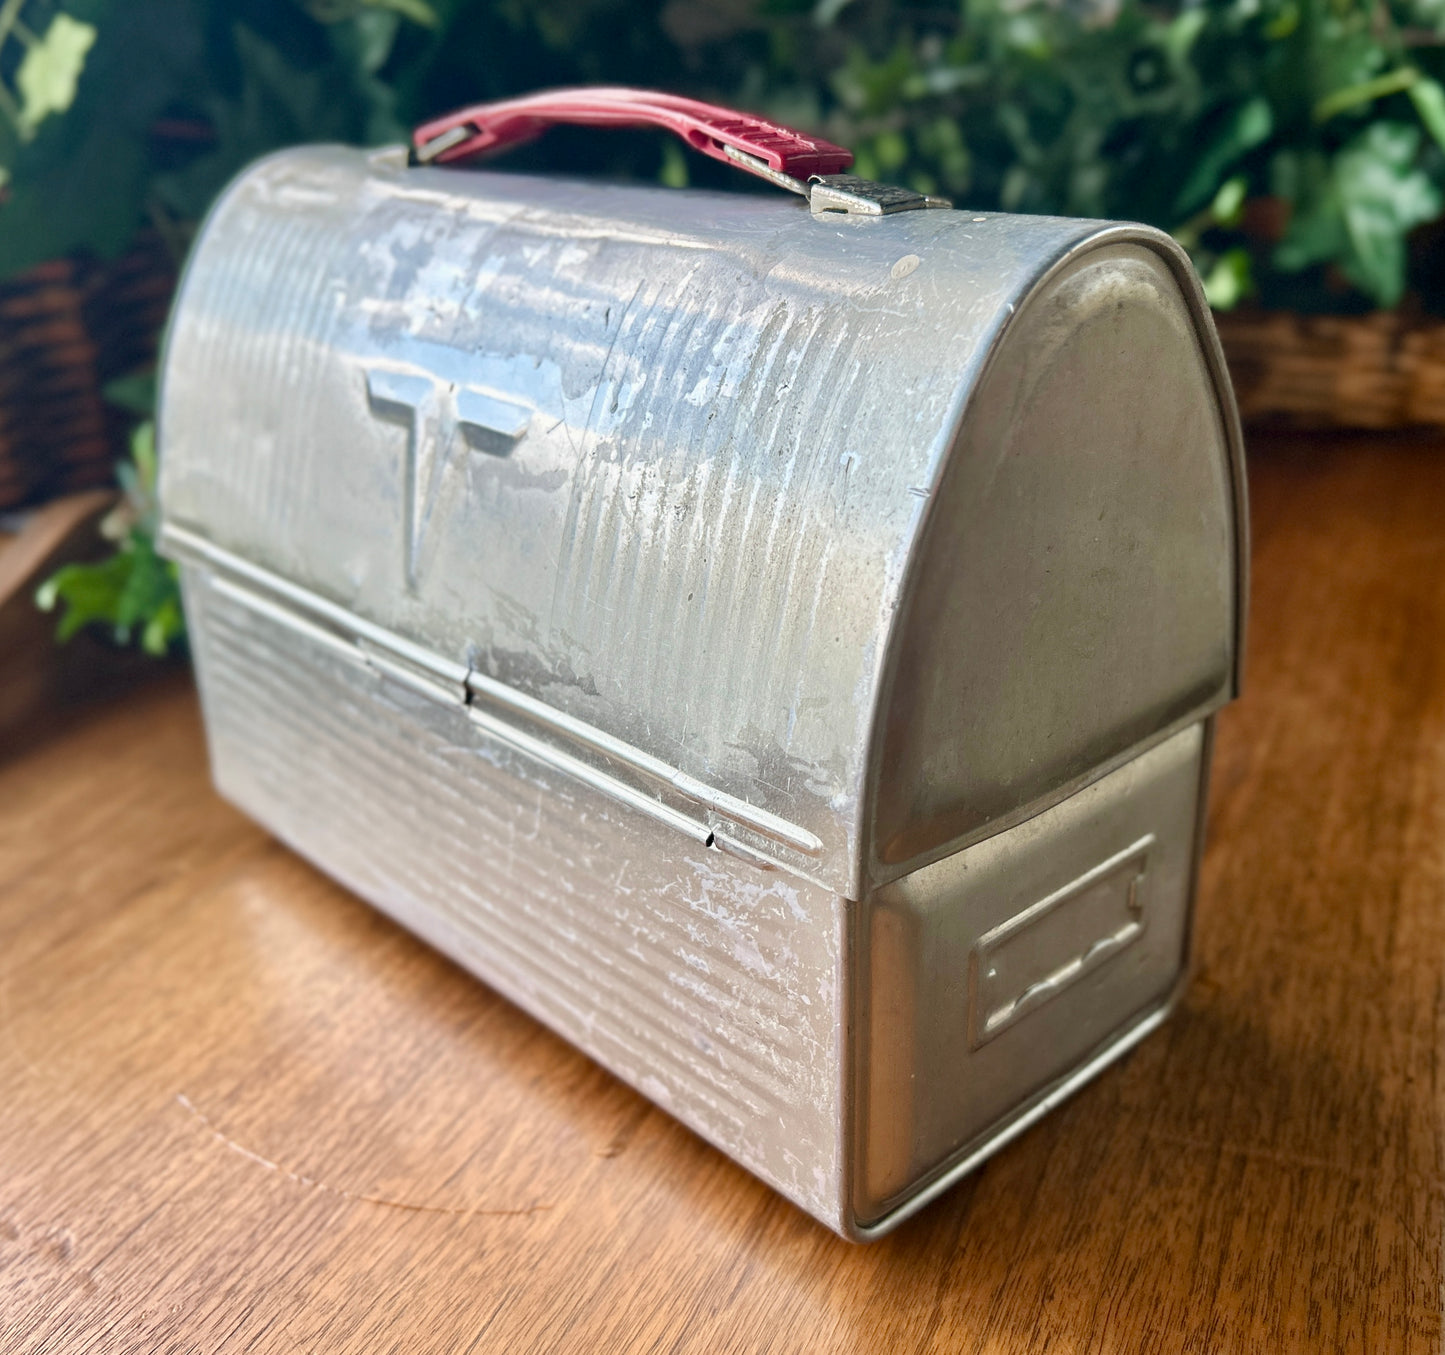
772,0,1445,312
393,0,1445,310
8,0,1445,306
2,0,436,653
0,0,436,275
35,416,185,655
11,0,1445,654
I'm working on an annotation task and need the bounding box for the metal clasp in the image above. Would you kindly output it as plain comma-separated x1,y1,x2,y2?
719,145,949,216
806,174,952,217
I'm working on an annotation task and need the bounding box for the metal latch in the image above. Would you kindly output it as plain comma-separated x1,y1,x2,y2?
717,144,949,215
804,174,951,216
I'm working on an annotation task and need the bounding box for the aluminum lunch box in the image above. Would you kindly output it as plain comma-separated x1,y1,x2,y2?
158,88,1246,1239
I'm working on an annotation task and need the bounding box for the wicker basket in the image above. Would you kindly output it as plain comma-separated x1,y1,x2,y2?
0,233,175,512
1214,307,1445,431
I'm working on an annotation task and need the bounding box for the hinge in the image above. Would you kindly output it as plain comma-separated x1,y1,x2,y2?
163,524,827,873
356,637,467,707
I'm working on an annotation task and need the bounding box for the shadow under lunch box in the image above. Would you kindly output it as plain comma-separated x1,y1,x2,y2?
157,88,1247,1239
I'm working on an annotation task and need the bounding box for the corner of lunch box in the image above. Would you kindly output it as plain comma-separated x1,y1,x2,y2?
856,215,1247,895
840,218,1245,1233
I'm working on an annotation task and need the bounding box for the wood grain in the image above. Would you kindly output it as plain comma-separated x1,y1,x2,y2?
1,436,1443,1352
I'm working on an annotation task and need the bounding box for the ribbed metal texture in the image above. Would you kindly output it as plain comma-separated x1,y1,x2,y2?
159,147,1126,894
186,570,847,1225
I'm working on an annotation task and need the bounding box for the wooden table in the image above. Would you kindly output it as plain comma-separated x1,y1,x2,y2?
2,436,1443,1352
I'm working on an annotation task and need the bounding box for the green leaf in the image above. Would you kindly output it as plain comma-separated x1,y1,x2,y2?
142,595,185,656
38,524,184,653
1315,67,1419,125
813,0,857,25
658,139,688,188
0,0,201,277
107,420,159,536
33,411,181,653
153,22,404,223
1277,124,1442,306
1404,0,1445,37
1161,9,1207,62
1315,31,1390,116
1201,247,1253,309
1334,124,1441,305
350,10,400,73
1211,174,1247,227
114,532,176,637
102,371,157,416
1408,75,1445,155
363,0,439,28
36,551,132,642
873,128,908,171
1174,98,1273,215
1263,2,1300,41
0,119,147,273
1274,150,1347,272
130,421,158,494
15,14,98,137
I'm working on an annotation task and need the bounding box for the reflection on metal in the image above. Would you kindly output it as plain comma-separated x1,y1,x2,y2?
160,145,1246,1238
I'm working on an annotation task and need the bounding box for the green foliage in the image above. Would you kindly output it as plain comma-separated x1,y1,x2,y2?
13,12,95,136
1273,124,1442,305
36,421,185,655
780,0,1445,310
0,0,436,276
5,0,1444,308
1,0,435,656
37,531,183,654
374,0,1445,311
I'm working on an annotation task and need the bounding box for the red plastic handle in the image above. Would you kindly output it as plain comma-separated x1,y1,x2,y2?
412,86,853,184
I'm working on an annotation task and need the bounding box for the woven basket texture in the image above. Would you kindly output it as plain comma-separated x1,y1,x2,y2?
1215,308,1445,431
0,234,175,512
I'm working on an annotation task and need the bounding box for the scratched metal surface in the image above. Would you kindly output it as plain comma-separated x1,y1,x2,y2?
185,569,849,1227
158,146,1242,897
